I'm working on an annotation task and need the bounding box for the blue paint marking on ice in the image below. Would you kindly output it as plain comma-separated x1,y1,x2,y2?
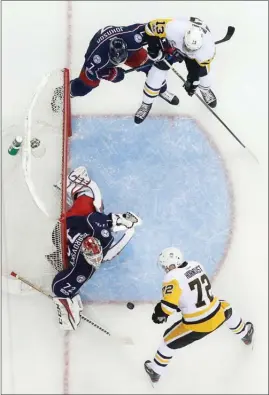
70,116,231,302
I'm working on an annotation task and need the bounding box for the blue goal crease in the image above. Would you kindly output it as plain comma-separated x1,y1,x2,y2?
70,115,231,302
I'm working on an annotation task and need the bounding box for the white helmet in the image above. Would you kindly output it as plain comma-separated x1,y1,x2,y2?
184,26,203,51
158,247,184,272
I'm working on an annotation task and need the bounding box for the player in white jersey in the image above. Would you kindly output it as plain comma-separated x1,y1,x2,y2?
135,17,217,124
144,247,254,383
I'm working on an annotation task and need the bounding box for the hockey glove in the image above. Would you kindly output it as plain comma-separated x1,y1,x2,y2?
165,47,184,63
97,67,125,83
108,212,142,232
183,79,200,96
148,49,165,62
152,302,168,324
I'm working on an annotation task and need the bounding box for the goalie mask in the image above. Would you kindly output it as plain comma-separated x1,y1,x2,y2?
81,237,103,269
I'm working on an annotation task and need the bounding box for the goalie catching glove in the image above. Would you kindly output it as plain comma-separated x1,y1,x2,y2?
53,294,83,330
110,211,142,232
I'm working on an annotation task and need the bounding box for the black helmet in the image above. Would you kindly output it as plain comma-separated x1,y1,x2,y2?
109,37,128,65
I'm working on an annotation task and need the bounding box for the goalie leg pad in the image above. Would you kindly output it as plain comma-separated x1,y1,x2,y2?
55,166,103,212
67,166,92,201
53,294,83,331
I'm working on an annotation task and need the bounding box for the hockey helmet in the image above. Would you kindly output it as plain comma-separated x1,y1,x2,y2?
183,26,203,51
109,37,128,65
158,247,184,272
81,236,103,269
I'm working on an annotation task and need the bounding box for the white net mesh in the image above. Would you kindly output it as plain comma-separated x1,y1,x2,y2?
2,69,70,292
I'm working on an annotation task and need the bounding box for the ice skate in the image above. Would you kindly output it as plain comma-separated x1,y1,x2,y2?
51,86,64,113
242,322,254,345
134,102,152,124
159,90,179,105
199,87,217,108
144,360,160,383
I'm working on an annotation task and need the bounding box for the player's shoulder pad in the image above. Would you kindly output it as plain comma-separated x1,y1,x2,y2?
145,18,174,38
163,268,181,284
195,34,216,66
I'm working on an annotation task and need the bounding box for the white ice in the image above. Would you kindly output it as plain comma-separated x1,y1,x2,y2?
2,1,268,394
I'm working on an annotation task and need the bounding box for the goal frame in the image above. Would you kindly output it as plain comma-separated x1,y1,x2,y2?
22,68,71,271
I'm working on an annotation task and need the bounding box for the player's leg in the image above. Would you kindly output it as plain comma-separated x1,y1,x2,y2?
62,166,103,213
220,300,254,345
134,57,179,125
184,57,217,108
144,319,209,382
70,65,100,97
66,195,95,218
52,258,95,330
51,64,100,113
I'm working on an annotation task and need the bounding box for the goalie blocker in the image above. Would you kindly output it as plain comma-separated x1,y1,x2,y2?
51,166,142,330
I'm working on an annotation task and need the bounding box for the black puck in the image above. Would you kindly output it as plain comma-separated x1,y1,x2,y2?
127,302,135,310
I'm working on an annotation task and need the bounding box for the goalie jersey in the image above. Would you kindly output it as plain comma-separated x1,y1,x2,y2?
51,212,130,298
66,212,114,267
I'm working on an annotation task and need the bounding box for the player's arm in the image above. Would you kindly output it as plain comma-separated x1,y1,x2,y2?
152,278,182,324
144,18,173,61
194,52,215,72
102,212,142,261
102,228,135,262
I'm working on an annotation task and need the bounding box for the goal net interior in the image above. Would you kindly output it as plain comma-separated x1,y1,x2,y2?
2,68,71,292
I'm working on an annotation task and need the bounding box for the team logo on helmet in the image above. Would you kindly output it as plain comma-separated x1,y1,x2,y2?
134,34,142,43
76,275,86,283
101,229,109,238
93,55,101,64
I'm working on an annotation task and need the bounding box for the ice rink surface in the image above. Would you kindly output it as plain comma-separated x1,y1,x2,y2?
2,1,268,394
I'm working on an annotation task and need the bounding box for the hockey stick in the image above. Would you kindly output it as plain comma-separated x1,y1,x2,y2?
215,26,235,44
10,271,133,345
125,26,235,75
162,58,258,162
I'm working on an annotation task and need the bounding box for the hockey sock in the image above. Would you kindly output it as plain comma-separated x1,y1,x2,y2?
150,340,176,376
143,66,168,104
222,301,250,339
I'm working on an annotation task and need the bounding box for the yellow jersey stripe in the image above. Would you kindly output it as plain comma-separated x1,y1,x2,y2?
184,297,219,319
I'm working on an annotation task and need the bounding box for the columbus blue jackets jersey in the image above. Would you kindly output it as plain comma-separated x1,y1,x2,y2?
83,23,147,79
51,212,114,298
66,212,114,267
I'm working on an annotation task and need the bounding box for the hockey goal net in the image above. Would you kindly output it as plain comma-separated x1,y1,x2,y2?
21,68,71,280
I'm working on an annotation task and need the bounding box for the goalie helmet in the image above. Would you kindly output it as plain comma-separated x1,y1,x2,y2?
183,26,203,52
81,236,103,269
158,247,184,272
109,37,128,65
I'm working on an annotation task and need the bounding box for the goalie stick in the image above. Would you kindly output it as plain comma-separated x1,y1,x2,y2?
125,26,235,74
10,271,133,345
